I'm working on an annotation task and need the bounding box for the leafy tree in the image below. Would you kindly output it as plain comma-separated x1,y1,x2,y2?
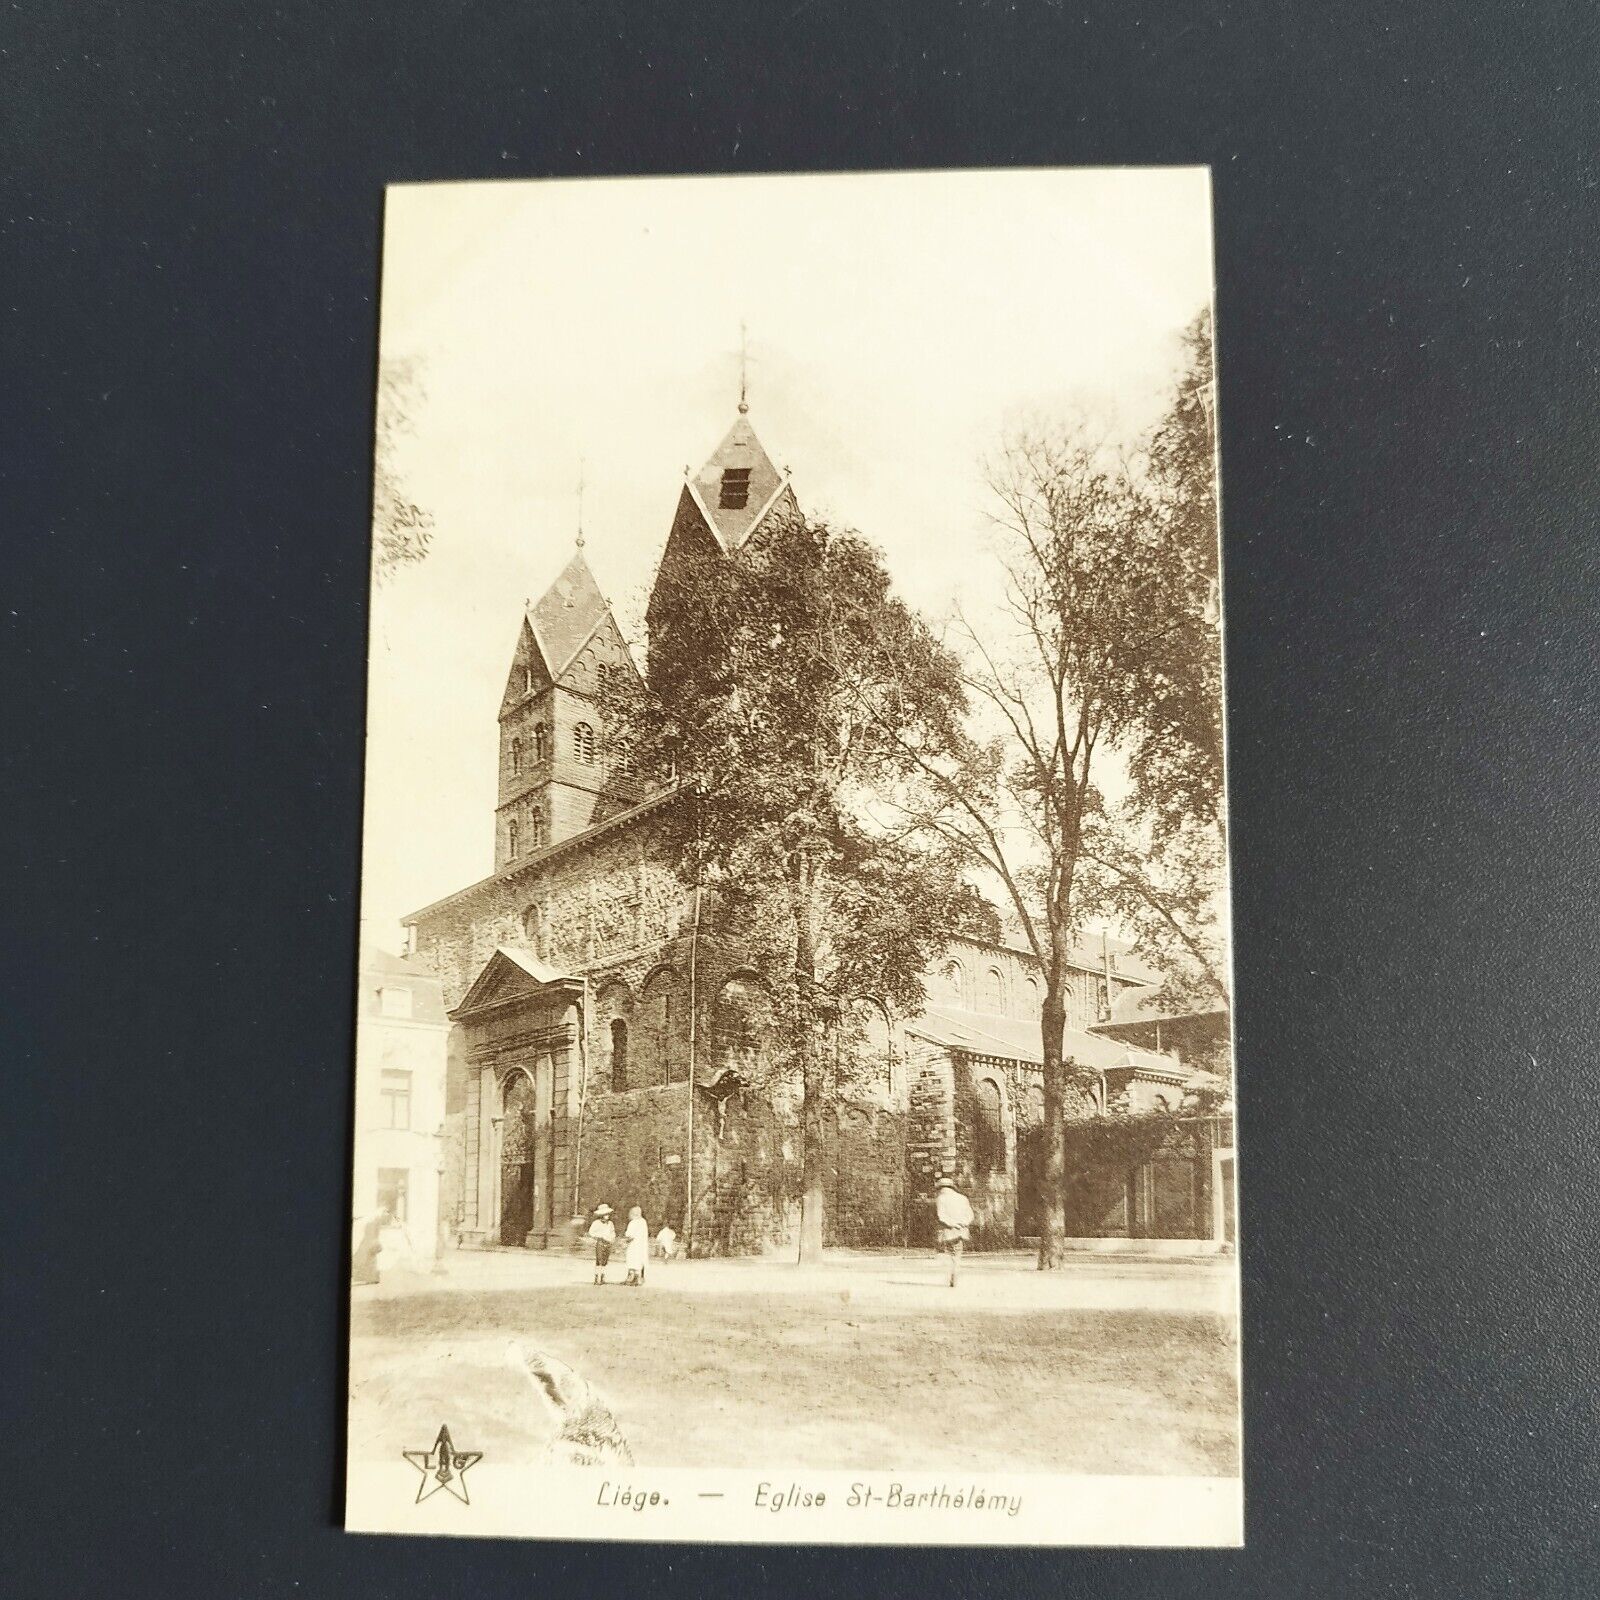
607,510,980,1262
1080,309,1230,1013
372,357,435,581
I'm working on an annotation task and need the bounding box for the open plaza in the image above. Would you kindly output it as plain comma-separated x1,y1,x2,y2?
348,1246,1240,1478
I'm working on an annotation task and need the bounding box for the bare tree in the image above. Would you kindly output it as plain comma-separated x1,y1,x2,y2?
869,414,1194,1267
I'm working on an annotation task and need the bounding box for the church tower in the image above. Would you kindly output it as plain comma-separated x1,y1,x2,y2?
645,408,799,638
494,547,643,869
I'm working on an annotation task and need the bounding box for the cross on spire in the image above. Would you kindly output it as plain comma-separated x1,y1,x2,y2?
738,321,750,415
575,457,586,550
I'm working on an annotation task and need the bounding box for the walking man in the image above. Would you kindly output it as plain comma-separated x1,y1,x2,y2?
935,1175,974,1288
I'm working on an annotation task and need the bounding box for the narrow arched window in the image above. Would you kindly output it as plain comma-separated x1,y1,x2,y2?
982,966,1005,1012
526,810,546,851
532,723,548,762
509,737,523,776
610,1018,629,1093
507,818,520,858
520,903,542,952
574,722,596,764
975,1078,1005,1175
522,665,533,695
942,960,964,1005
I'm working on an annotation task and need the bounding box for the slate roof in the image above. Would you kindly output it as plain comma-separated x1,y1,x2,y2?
907,1004,1183,1078
360,946,448,1023
1092,986,1229,1029
686,413,789,550
527,549,611,681
945,930,1160,987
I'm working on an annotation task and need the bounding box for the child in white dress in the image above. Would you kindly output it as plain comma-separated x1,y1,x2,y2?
623,1206,649,1286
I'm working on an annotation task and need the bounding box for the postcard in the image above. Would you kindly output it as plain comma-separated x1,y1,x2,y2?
346,168,1240,1545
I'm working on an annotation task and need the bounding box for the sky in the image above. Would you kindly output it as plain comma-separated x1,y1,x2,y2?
360,169,1217,949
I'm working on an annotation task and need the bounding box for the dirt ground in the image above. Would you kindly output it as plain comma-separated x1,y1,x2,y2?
349,1249,1240,1477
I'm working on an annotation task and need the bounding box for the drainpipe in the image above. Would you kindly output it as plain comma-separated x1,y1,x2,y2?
571,976,590,1218
685,880,703,1253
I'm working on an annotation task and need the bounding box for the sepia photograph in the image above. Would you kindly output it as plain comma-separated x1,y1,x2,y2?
345,168,1239,1545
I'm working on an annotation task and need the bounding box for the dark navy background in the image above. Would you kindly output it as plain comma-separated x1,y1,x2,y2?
6,3,1598,1595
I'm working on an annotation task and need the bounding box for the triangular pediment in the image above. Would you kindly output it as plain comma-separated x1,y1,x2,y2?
450,946,580,1021
499,616,554,717
689,414,788,551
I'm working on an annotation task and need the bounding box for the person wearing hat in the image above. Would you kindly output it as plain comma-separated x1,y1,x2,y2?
934,1176,974,1287
587,1203,617,1285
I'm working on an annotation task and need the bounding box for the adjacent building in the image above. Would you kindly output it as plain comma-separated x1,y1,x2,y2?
351,946,449,1266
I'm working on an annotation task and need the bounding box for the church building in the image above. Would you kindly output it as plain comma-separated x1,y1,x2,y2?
401,403,1228,1256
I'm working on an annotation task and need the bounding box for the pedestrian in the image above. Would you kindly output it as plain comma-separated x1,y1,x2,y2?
588,1203,616,1285
623,1205,649,1286
935,1175,974,1287
655,1222,678,1263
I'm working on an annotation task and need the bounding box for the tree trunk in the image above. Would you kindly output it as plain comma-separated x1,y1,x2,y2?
1037,984,1068,1269
794,853,826,1264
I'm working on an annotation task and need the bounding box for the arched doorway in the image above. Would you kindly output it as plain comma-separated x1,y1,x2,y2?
498,1067,546,1246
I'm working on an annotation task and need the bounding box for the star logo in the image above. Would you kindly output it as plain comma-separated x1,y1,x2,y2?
403,1424,483,1505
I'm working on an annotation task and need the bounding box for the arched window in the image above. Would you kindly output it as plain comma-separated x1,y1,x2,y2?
610,1018,629,1094
713,977,772,1082
982,966,1006,1013
1022,975,1041,1016
509,737,523,775
847,1000,893,1095
975,1077,1006,1175
574,722,596,764
942,959,964,1005
526,809,546,851
520,902,542,953
522,665,534,696
640,968,681,1086
532,723,549,763
507,818,520,858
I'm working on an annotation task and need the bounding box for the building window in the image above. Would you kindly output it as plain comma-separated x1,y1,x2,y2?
532,723,548,762
376,1166,409,1221
377,986,413,1020
510,737,523,776
982,966,1005,1012
974,1078,1005,1175
642,969,682,1086
942,959,964,1005
520,903,542,953
574,722,596,764
522,665,533,695
526,809,546,851
1023,975,1041,1016
610,1018,629,1093
380,1071,412,1130
507,818,520,857
718,466,752,509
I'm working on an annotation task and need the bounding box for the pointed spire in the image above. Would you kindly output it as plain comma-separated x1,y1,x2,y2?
687,409,788,551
